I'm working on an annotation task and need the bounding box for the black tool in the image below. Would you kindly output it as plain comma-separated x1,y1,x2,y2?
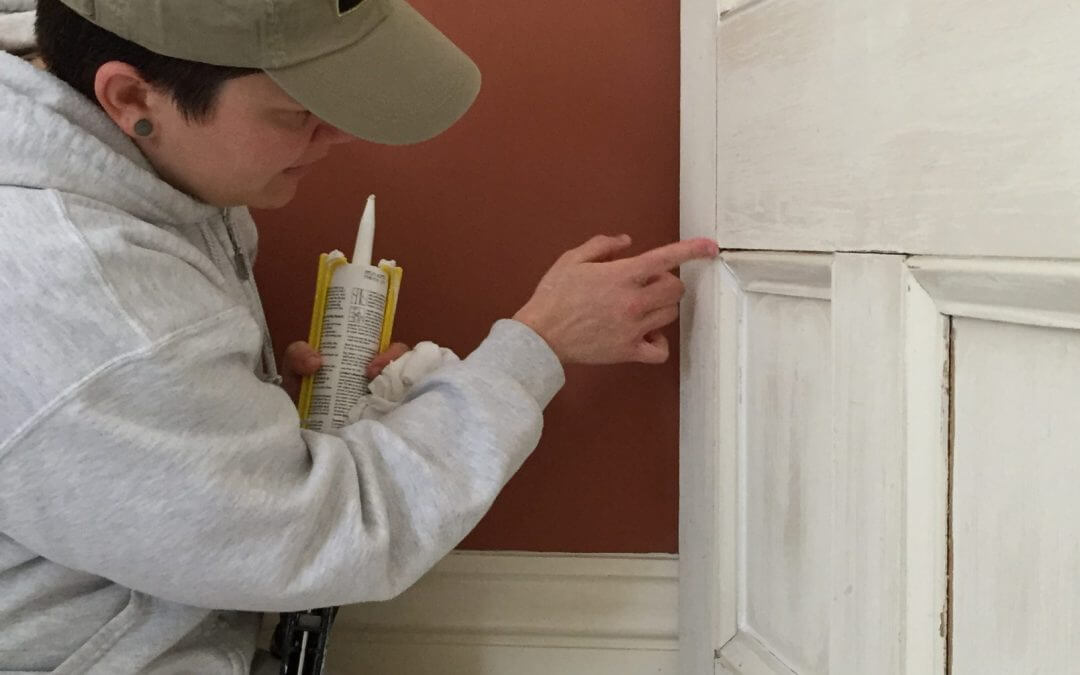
272,607,339,675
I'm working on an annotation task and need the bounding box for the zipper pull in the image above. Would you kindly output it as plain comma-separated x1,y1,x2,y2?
222,209,250,281
233,250,250,281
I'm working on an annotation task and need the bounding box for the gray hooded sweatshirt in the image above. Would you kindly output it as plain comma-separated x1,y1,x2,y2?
0,52,564,673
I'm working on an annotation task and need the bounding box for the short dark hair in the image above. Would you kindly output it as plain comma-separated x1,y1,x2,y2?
35,0,259,122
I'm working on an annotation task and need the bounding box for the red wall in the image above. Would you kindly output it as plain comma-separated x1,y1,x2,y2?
252,0,680,553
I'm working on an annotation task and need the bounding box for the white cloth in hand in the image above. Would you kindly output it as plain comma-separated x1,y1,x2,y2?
346,341,460,422
0,11,35,53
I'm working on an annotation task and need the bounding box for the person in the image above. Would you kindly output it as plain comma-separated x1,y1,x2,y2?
0,0,718,672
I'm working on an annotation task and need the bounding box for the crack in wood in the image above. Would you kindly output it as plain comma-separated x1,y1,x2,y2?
944,317,956,674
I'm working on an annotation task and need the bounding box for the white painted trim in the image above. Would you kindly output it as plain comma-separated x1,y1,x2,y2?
335,551,678,652
717,262,742,649
679,0,721,670
900,266,951,675
829,255,949,674
328,642,678,675
679,0,718,246
721,252,834,300
909,256,1080,330
716,631,798,675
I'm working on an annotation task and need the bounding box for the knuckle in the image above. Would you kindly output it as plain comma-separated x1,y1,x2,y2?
651,306,678,328
623,297,643,318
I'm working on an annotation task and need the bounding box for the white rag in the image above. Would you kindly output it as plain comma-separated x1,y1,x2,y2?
347,341,461,422
0,1,35,55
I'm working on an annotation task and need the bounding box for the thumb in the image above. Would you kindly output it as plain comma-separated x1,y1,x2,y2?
282,340,322,377
562,234,633,264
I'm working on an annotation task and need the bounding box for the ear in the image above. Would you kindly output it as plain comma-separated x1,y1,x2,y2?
93,61,159,138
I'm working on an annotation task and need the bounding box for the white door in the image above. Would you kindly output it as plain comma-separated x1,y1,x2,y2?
679,0,1080,673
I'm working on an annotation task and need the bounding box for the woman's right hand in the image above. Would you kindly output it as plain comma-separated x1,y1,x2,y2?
512,235,719,365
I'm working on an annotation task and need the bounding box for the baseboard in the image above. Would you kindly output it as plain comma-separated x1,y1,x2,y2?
321,550,679,675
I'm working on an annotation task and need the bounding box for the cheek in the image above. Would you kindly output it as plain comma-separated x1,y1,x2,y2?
196,121,307,174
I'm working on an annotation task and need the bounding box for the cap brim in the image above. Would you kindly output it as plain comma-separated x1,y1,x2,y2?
266,0,480,146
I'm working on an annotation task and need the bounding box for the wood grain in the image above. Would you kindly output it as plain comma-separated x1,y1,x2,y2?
715,0,1080,257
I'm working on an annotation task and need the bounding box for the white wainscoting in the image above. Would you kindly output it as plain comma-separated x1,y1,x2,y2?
321,551,678,675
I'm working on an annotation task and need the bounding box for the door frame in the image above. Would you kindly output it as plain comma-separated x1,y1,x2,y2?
678,0,722,671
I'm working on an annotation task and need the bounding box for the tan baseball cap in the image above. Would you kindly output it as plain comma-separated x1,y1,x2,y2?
58,0,481,145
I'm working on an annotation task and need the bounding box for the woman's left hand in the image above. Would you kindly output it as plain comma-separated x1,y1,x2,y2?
281,340,323,400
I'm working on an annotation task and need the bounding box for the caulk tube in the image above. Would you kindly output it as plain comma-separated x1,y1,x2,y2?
304,196,392,432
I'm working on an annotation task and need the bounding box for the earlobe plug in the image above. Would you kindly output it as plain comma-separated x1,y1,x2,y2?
133,119,154,137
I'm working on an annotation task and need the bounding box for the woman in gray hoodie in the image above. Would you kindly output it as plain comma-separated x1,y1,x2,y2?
0,0,717,672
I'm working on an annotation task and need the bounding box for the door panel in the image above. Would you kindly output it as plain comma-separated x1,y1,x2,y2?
710,253,951,674
951,318,1080,674
716,254,833,675
743,294,832,674
679,0,1080,669
708,253,951,675
712,0,1080,258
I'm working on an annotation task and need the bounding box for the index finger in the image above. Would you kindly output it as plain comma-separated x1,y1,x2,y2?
632,238,719,275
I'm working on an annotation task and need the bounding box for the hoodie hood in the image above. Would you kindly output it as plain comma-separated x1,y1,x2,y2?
0,51,221,226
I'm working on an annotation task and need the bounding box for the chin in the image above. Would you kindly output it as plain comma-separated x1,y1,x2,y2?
248,183,300,210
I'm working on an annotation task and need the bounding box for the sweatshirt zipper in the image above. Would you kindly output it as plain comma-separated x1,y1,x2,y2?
221,209,282,386
221,209,250,281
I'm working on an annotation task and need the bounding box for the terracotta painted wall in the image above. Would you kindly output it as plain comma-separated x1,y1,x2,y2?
252,0,680,553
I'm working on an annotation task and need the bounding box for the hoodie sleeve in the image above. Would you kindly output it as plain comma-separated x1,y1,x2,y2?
0,312,564,611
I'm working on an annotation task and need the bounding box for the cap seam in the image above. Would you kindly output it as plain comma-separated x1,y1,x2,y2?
257,0,392,69
266,0,286,66
265,11,391,71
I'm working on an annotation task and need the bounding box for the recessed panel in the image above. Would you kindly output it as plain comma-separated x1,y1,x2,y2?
743,293,832,674
952,318,1080,673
